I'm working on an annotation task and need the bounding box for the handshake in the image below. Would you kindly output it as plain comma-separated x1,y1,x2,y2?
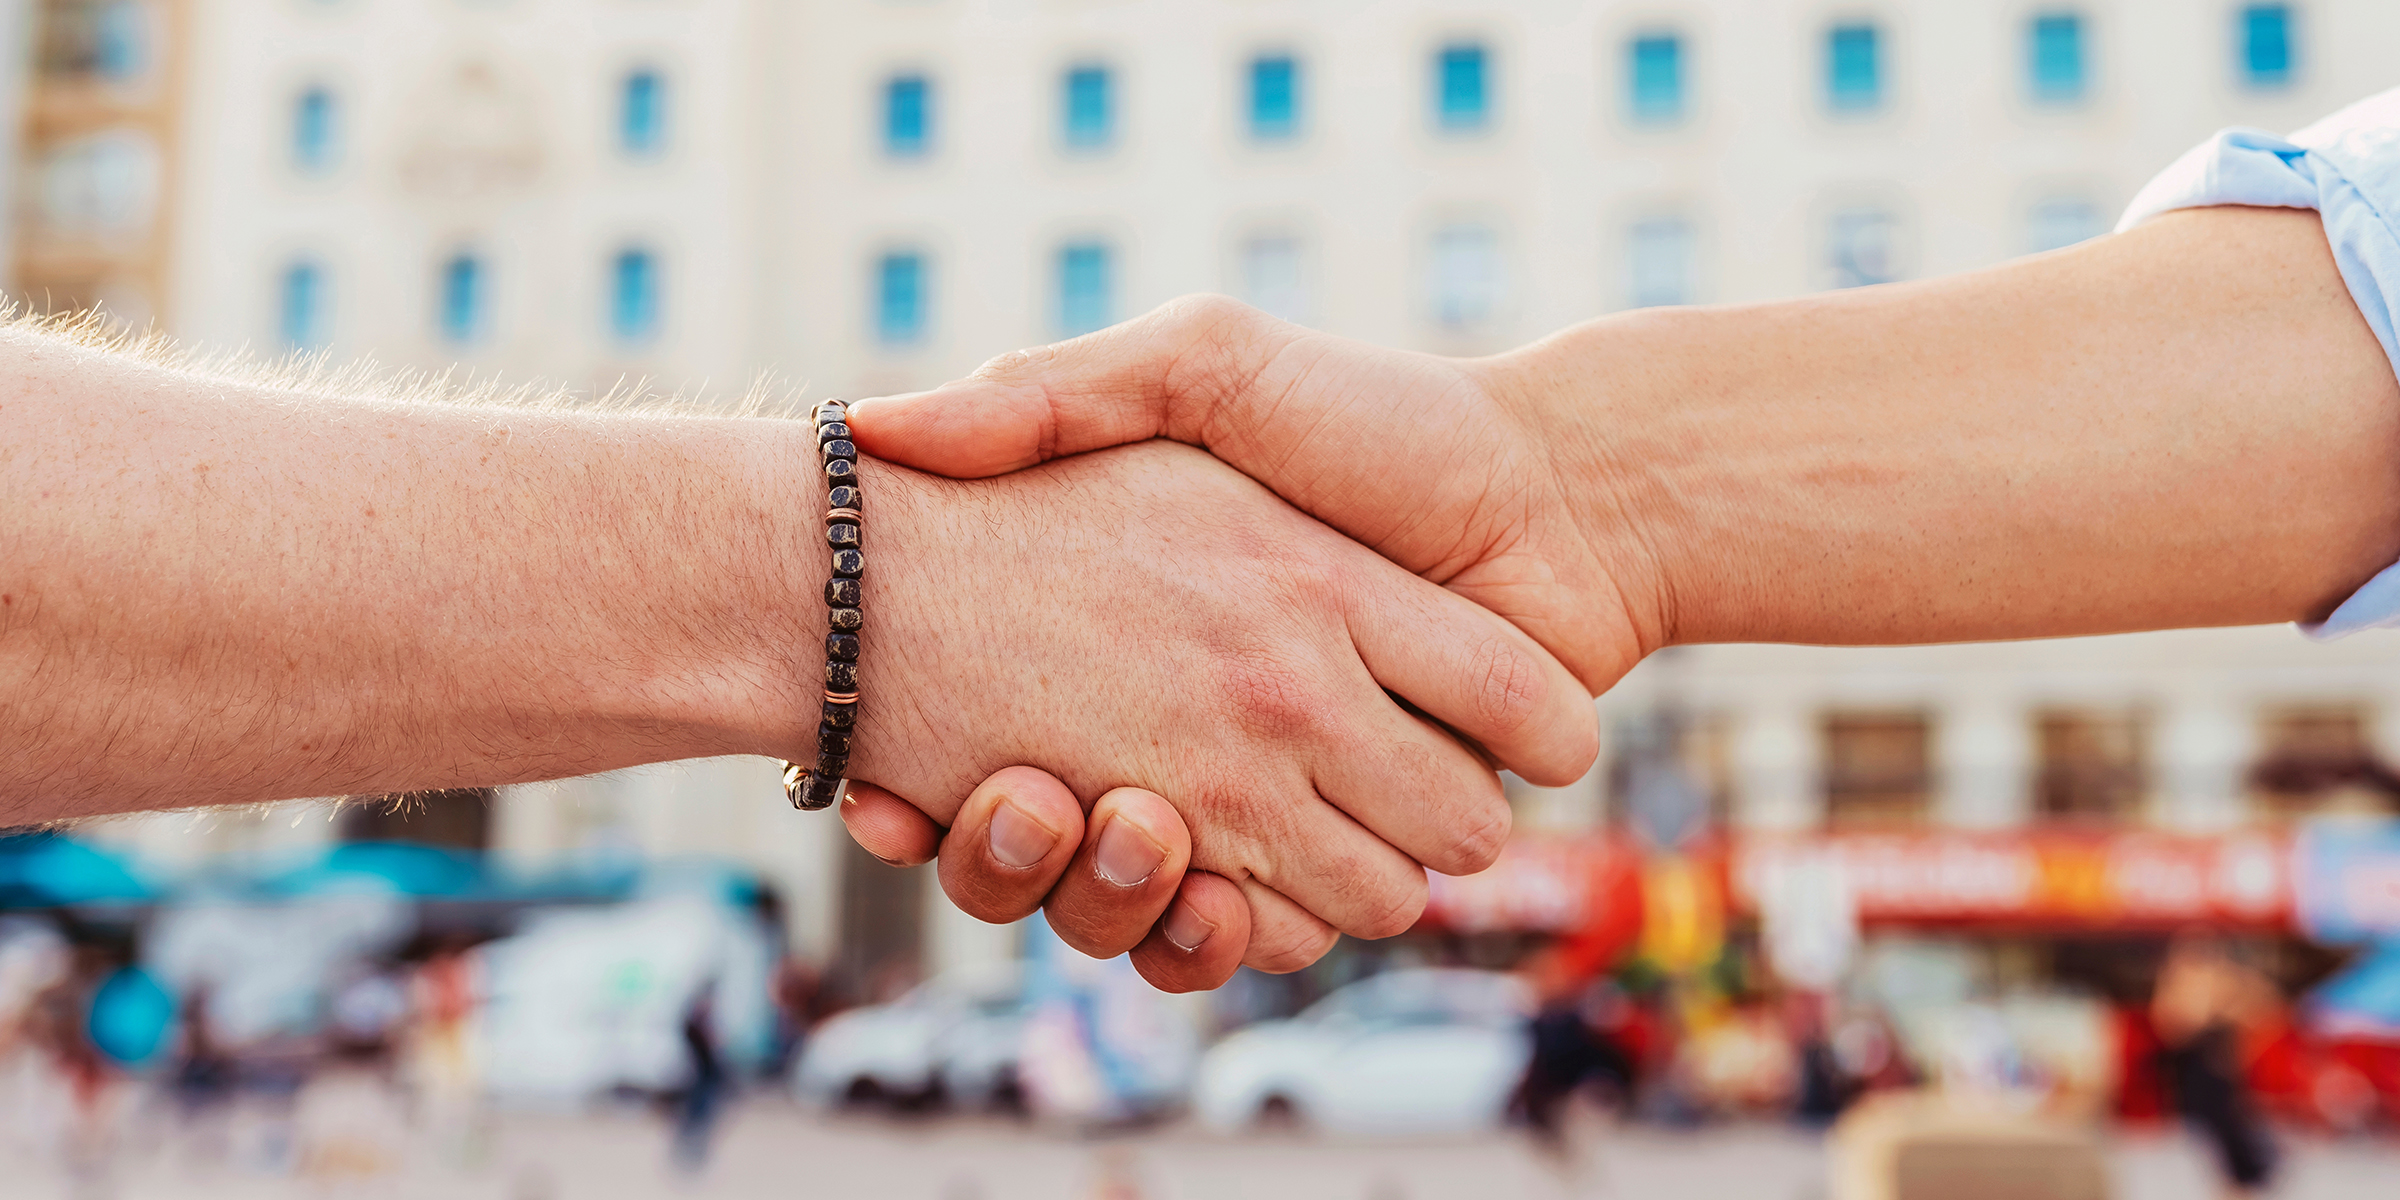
797,206,2400,992
6,205,2377,983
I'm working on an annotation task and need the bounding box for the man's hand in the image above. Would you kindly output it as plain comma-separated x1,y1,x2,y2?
842,300,1643,985
849,296,1662,693
853,441,1598,979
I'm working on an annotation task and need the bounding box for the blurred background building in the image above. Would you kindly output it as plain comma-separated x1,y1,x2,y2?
9,0,2400,1159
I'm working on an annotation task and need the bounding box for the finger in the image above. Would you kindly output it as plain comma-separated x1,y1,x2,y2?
1129,872,1250,993
840,782,944,867
1308,703,1513,880
935,767,1086,925
1236,878,1340,974
1043,788,1190,960
846,296,1295,476
1348,562,1600,788
1212,775,1431,942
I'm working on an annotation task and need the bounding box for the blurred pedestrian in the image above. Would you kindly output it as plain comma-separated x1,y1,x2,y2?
405,936,486,1166
672,986,727,1173
2153,935,2280,1198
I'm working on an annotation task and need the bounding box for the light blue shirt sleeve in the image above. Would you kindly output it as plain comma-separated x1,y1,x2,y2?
2120,88,2400,638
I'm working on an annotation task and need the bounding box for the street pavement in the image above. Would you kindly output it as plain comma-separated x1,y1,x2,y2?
8,1098,2400,1200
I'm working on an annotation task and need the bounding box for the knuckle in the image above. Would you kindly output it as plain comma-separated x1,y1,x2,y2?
1347,877,1429,941
1442,796,1513,877
1215,653,1325,742
1471,636,1544,739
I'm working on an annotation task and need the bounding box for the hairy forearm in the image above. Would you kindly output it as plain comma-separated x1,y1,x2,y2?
1517,205,2400,648
0,327,823,819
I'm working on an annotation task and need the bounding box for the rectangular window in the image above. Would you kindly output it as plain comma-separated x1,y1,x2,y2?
876,251,927,345
1058,242,1112,336
1827,209,1900,289
2240,3,2294,89
1249,55,1299,140
2027,198,2105,253
2027,13,2086,103
439,253,483,344
612,248,659,342
1825,23,1882,112
280,260,325,350
2253,705,2385,820
1434,42,1489,132
885,74,930,157
1429,223,1501,330
1627,218,1695,308
1823,713,1932,827
1627,34,1685,124
1240,235,1305,322
1062,65,1114,149
2035,710,2148,821
621,70,666,156
293,86,338,172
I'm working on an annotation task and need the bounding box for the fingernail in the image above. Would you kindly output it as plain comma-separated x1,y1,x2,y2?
987,800,1060,869
1163,900,1215,953
1095,816,1166,888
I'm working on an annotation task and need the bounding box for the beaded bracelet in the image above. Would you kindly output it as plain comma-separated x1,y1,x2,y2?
782,399,863,811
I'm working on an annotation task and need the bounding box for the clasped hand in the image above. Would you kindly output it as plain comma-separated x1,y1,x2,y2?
834,297,1641,991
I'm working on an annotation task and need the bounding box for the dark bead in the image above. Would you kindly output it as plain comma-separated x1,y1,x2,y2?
829,606,863,632
822,699,857,730
817,724,853,759
817,421,850,442
828,485,861,512
825,459,858,486
815,751,849,779
814,404,845,424
831,548,863,578
791,773,842,811
825,577,861,607
822,439,857,462
826,659,859,691
826,632,859,662
826,522,860,549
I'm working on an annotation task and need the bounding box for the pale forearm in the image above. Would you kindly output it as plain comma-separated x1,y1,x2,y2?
1519,205,2400,648
0,328,819,819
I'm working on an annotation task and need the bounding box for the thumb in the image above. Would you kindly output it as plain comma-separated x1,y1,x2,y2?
847,295,1293,477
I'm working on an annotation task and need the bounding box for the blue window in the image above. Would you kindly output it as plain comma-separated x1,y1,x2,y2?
885,74,930,156
292,86,338,172
438,253,484,344
1057,242,1112,336
279,259,327,350
620,69,666,156
93,0,146,82
876,251,927,345
1826,23,1882,111
1627,34,1685,124
1434,42,1489,131
611,248,660,342
2027,13,2086,102
2240,4,2294,88
1249,55,1299,140
1062,65,1113,149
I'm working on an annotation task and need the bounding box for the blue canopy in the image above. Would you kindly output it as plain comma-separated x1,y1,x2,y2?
0,833,152,908
264,840,487,898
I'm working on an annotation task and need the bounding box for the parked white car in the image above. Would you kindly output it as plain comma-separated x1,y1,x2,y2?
792,963,1028,1110
1193,968,1534,1136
